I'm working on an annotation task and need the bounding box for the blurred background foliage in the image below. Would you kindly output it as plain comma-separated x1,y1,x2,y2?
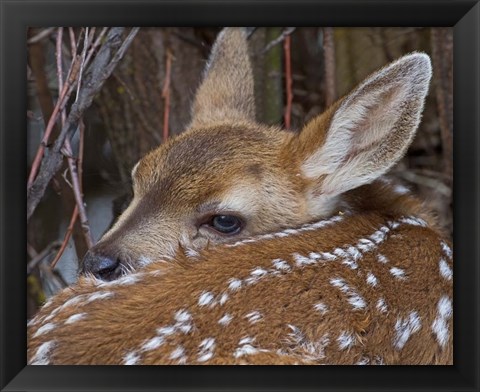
27,27,453,318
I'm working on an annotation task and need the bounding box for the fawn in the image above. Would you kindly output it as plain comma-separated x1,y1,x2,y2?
28,28,452,365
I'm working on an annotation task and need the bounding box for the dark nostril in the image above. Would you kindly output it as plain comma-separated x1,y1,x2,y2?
82,251,121,281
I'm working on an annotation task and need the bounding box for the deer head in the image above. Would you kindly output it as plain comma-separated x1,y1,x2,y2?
81,28,431,280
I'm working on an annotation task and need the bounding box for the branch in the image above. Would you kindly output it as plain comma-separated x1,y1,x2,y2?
283,35,293,129
323,27,337,107
262,27,296,54
27,27,56,44
162,48,173,142
27,27,140,222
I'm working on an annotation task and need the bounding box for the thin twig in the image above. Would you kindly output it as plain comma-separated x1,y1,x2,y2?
50,123,89,269
283,35,293,129
84,27,109,68
27,28,56,44
27,55,81,188
27,241,62,275
431,28,453,186
62,139,94,248
323,27,337,107
397,171,451,197
69,28,77,57
162,48,173,142
56,28,68,127
76,27,92,102
50,206,79,269
27,27,140,222
262,27,296,54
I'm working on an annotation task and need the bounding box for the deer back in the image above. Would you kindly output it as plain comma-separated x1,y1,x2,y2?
28,184,453,365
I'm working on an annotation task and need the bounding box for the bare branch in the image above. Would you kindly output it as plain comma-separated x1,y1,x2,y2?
27,27,56,44
262,27,296,54
323,27,337,107
27,27,140,222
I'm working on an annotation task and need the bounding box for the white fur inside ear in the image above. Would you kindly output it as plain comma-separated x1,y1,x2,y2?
301,53,432,196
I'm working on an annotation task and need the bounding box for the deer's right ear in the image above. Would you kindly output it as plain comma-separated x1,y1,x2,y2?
190,28,255,127
295,53,432,200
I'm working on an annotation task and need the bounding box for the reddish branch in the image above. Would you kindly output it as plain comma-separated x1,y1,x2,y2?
323,27,337,107
162,48,173,142
431,28,453,185
283,35,293,129
50,29,93,268
62,139,94,249
27,27,140,222
27,55,81,188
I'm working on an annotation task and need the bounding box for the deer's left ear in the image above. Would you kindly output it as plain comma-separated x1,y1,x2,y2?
190,28,255,127
297,53,432,198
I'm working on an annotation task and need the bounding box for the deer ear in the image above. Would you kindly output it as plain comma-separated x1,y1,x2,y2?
299,53,432,198
190,28,255,127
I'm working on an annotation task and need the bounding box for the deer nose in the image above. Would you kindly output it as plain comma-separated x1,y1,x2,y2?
81,251,121,281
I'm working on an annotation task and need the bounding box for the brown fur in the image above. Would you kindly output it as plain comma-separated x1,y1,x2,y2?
28,28,452,365
28,186,452,364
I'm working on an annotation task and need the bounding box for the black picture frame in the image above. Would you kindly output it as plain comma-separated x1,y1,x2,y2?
1,1,479,391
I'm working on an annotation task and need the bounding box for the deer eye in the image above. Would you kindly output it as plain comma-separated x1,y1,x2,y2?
210,215,243,234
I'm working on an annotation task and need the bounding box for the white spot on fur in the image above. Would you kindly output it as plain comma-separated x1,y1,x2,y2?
439,258,453,281
369,229,388,244
441,241,453,259
333,248,349,258
198,291,215,306
337,331,355,350
251,267,268,277
287,325,330,360
123,351,140,365
366,273,378,287
65,313,87,325
33,322,56,338
293,253,316,267
157,326,176,336
174,309,192,323
376,298,388,313
356,357,370,365
239,336,255,345
197,338,216,362
399,216,427,227
226,214,343,247
142,336,165,351
319,252,336,261
394,311,422,349
234,345,260,358
342,258,358,270
228,278,242,291
245,311,263,324
272,258,291,271
219,292,229,305
30,341,56,365
170,346,186,360
84,291,114,304
314,302,328,314
431,296,452,348
218,313,233,326
330,278,366,310
390,267,407,280
233,337,269,359
346,246,362,260
377,254,389,264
